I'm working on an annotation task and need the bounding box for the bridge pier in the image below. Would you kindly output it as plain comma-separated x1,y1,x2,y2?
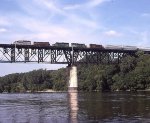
68,65,78,92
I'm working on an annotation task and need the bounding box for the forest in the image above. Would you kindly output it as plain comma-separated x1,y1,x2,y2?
0,51,150,93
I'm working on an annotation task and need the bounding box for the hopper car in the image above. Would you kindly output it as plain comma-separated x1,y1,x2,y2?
138,47,150,51
105,45,123,50
71,43,86,48
122,46,138,50
52,42,69,47
13,40,31,45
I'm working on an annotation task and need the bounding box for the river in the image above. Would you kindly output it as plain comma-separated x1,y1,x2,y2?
0,92,150,123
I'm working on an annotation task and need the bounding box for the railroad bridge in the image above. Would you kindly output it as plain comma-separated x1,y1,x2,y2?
0,43,149,92
0,44,139,64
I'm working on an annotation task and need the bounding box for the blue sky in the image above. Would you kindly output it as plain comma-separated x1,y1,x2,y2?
0,0,150,76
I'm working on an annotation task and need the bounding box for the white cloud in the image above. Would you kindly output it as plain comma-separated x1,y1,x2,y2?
33,0,65,15
0,3,99,43
36,0,98,29
28,27,70,41
63,4,81,10
104,30,122,37
87,0,111,7
0,28,7,33
12,0,95,33
64,0,112,10
17,17,71,40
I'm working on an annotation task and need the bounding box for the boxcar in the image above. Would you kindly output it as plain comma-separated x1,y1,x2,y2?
89,44,103,49
33,42,50,46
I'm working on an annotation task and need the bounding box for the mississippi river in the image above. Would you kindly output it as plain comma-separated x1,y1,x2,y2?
0,92,150,123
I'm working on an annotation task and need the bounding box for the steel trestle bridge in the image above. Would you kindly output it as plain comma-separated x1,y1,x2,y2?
0,44,148,65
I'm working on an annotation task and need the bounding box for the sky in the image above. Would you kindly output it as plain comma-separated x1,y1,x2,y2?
0,0,150,76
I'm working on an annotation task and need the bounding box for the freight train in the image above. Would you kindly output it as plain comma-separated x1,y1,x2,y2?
13,40,142,51
13,40,104,49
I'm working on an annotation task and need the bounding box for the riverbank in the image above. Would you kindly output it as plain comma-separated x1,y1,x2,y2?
36,89,56,92
26,89,54,93
26,89,66,93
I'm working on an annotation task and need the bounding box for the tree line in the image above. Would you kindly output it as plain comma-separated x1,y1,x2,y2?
0,68,67,93
0,51,150,93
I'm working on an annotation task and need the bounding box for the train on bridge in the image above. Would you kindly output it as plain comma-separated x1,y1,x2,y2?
13,40,150,51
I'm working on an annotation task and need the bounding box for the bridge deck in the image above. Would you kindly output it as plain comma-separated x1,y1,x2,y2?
0,44,148,65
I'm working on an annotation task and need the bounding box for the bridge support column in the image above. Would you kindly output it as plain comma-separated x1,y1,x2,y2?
68,65,78,92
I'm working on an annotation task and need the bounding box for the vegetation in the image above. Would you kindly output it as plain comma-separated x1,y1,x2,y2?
0,69,67,93
78,51,150,91
0,51,150,93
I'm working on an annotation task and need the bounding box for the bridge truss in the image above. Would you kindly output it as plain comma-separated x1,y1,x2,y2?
0,44,137,65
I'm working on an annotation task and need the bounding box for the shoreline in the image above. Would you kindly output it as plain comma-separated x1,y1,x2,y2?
27,89,66,93
2,89,150,94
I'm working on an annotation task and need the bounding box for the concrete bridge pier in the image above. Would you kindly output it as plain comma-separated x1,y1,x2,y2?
68,65,78,92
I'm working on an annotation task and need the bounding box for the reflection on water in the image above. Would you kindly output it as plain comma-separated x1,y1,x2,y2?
0,93,69,123
78,92,150,122
0,92,150,123
68,92,78,123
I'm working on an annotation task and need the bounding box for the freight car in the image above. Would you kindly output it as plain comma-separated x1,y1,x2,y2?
122,46,138,50
71,43,86,48
89,44,104,49
33,42,50,46
105,45,123,50
13,40,31,45
53,42,69,47
138,47,150,51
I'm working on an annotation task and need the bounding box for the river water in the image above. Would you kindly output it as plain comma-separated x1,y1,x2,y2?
0,92,150,123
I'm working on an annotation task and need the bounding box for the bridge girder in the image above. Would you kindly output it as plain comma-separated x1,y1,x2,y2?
0,44,138,65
